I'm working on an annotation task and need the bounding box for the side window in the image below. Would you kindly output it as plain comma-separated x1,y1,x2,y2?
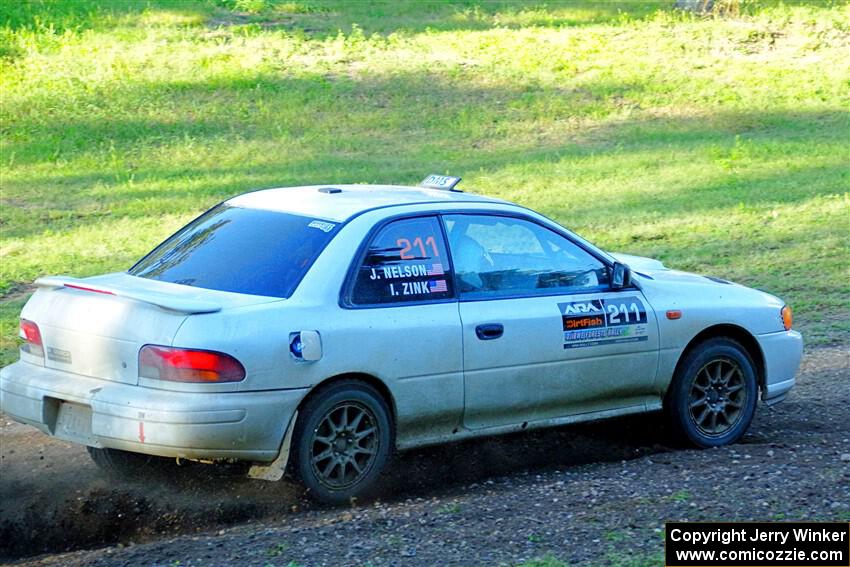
350,216,455,305
444,215,609,299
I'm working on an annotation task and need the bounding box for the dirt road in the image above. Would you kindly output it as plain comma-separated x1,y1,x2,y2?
2,345,848,566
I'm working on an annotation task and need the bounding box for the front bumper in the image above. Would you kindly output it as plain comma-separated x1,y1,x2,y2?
756,330,803,404
0,361,307,462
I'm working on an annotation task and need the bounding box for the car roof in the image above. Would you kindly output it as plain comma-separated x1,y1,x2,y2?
226,184,508,222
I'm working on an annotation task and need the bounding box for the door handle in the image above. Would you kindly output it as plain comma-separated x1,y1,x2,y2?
475,323,504,340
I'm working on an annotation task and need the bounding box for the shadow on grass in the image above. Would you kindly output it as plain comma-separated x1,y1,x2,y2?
214,0,670,36
4,0,827,38
1,0,670,37
219,0,845,38
3,70,845,238
0,0,211,33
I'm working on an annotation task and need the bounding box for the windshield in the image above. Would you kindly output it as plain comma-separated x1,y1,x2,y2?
129,204,340,298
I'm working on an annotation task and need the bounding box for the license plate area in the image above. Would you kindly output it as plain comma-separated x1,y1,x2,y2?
49,399,96,445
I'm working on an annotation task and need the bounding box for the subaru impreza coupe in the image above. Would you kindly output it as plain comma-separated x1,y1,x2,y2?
0,176,802,503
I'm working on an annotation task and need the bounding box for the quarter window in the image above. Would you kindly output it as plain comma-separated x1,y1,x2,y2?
444,215,609,298
350,216,454,305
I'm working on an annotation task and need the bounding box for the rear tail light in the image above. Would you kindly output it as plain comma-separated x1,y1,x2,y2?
781,305,793,331
139,345,245,383
19,319,44,358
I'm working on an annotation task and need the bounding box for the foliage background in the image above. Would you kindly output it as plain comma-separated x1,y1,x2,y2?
1,0,848,365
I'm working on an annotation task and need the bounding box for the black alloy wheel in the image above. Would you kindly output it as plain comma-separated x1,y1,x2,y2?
666,338,758,448
292,380,392,504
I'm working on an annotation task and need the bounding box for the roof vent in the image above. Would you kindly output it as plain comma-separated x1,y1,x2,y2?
419,174,462,191
318,187,342,194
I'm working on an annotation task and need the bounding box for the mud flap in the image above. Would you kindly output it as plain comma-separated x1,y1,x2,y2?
247,410,298,481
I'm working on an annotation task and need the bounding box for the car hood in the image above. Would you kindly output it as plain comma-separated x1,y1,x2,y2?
611,252,784,320
611,252,733,286
609,253,667,273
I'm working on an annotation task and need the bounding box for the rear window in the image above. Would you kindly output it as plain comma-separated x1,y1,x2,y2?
129,205,339,298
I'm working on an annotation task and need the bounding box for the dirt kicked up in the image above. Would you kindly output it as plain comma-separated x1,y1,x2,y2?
1,345,848,566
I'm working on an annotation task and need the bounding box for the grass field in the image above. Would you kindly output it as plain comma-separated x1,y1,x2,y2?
1,0,848,366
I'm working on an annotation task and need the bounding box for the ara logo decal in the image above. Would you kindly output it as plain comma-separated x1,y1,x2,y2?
560,300,603,315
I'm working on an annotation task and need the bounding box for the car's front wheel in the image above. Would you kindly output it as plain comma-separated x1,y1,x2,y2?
666,338,758,447
292,380,393,504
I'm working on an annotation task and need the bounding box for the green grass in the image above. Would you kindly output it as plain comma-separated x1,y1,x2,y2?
1,0,848,365
438,501,463,514
670,489,691,503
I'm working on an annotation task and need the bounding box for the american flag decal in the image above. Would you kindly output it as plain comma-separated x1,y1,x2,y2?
427,263,444,276
429,279,448,293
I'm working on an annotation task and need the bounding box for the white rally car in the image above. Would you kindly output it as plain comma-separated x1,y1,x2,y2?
0,176,802,503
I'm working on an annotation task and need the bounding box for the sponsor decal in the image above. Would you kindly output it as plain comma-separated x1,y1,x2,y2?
563,315,605,330
559,296,648,349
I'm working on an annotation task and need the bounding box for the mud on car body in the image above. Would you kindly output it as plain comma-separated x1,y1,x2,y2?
0,176,803,503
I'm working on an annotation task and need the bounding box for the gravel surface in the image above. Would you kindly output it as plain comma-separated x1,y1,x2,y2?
2,345,848,566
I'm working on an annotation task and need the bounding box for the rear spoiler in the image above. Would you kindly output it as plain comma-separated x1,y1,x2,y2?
34,276,222,314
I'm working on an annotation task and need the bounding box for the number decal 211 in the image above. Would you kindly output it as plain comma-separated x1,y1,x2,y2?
397,236,439,260
607,302,642,325
605,298,647,326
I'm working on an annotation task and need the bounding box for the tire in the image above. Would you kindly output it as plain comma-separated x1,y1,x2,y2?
292,380,393,504
87,446,176,479
665,338,758,448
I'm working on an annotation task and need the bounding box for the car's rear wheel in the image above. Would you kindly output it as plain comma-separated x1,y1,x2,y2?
292,380,392,504
666,338,758,447
87,446,176,479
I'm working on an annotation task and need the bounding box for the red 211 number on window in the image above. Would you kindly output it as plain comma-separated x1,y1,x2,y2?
397,236,439,260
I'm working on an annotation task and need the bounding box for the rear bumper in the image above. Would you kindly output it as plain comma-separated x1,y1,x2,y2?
0,361,307,462
756,330,803,404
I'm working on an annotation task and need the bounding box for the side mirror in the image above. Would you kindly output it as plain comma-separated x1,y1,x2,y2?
611,262,631,289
